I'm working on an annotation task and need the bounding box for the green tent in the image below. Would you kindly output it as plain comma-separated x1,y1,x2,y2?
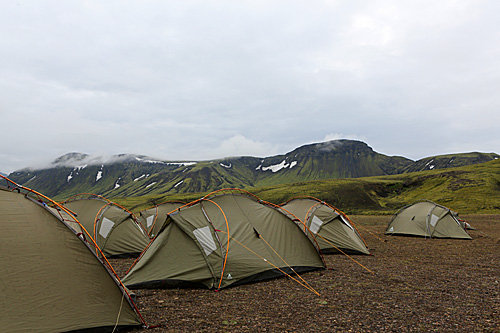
123,189,325,290
137,200,186,237
61,194,150,257
281,197,370,255
0,176,143,332
385,200,472,239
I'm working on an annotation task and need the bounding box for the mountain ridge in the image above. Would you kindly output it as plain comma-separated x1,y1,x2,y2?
8,139,499,201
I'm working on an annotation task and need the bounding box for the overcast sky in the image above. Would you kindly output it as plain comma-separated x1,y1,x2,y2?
1,0,499,173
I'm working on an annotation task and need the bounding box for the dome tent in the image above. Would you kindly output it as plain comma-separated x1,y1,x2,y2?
137,200,186,237
385,200,472,239
0,176,144,332
281,197,370,255
61,193,150,257
123,189,325,290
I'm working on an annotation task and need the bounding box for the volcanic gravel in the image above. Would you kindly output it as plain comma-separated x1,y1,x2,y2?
110,215,500,332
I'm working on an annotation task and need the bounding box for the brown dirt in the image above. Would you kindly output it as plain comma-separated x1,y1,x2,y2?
111,215,500,332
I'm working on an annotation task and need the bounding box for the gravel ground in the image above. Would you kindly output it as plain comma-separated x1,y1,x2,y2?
111,214,500,332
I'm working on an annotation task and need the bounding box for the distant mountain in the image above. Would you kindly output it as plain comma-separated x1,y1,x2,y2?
9,154,198,200
7,140,499,200
0,172,7,177
403,153,500,173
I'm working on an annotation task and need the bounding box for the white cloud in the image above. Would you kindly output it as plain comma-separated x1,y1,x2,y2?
205,135,280,159
322,133,367,143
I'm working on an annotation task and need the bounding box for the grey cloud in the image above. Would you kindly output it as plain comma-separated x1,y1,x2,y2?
1,0,499,173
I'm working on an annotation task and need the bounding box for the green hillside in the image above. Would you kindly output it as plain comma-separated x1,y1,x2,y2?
116,159,500,215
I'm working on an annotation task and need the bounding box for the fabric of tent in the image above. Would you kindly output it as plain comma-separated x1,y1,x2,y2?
137,200,186,237
281,197,370,255
123,189,325,290
61,194,150,257
385,200,472,239
0,176,144,332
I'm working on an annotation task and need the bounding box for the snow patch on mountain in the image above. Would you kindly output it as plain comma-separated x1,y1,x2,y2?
261,160,298,173
425,159,435,170
168,162,197,167
134,174,150,181
67,165,88,183
96,166,104,182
